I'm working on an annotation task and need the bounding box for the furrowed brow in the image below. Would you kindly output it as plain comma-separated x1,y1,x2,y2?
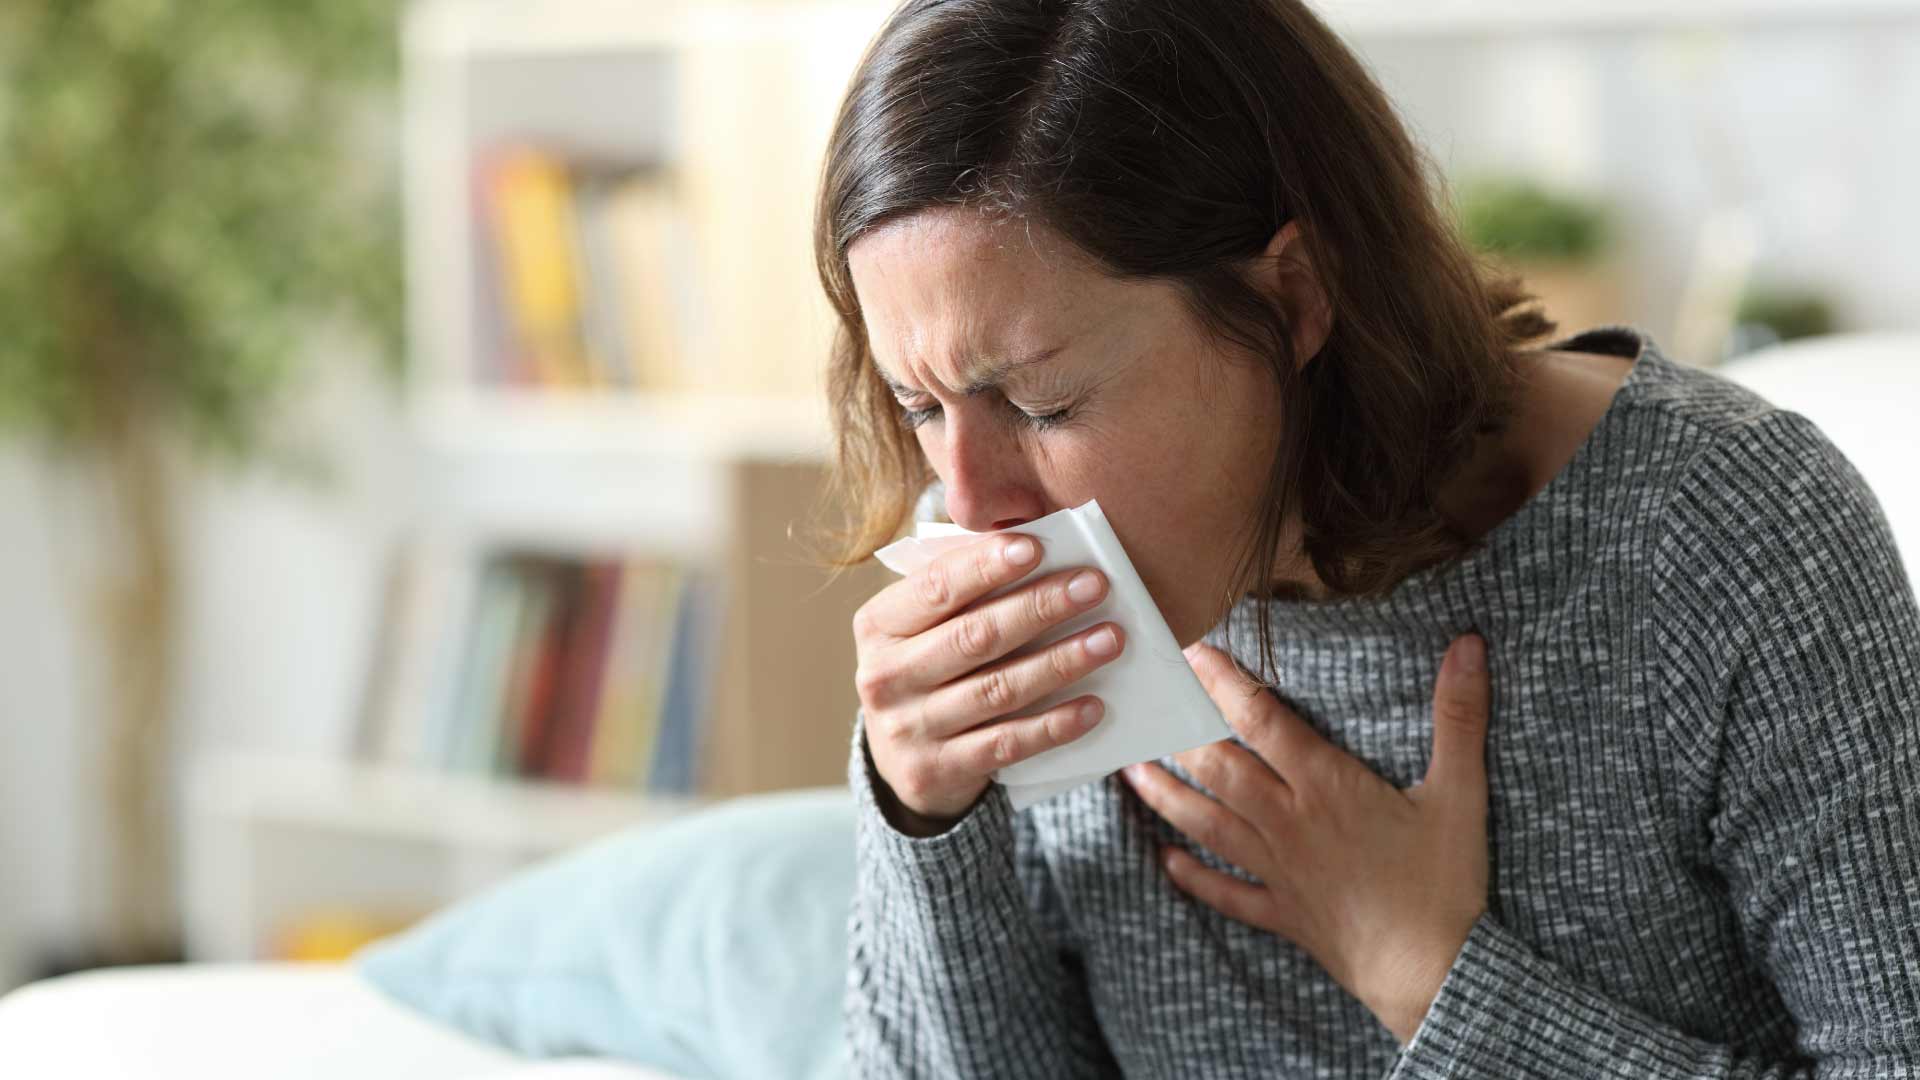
875,347,1065,399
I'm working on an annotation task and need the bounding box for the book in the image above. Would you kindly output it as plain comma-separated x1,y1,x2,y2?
571,170,636,390
602,173,689,392
480,146,593,389
543,559,625,783
515,559,582,777
596,560,696,788
445,556,528,774
649,570,718,795
492,556,560,776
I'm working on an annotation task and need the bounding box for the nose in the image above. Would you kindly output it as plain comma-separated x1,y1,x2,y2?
939,408,1046,532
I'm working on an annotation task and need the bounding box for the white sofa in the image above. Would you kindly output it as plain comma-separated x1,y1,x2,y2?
0,964,679,1080
1,332,1912,1080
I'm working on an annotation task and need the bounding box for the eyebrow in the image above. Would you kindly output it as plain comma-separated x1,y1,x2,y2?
874,346,1066,399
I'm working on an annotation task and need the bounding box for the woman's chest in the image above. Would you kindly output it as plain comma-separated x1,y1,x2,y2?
1024,620,1747,1072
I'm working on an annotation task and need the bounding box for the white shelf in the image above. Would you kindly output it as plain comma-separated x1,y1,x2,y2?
183,751,711,962
413,389,833,462
1316,0,1920,36
188,751,706,854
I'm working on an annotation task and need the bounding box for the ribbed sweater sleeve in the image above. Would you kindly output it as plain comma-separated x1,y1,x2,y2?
1389,411,1920,1079
843,712,1120,1078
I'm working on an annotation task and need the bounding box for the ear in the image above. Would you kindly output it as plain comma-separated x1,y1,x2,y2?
1258,219,1333,370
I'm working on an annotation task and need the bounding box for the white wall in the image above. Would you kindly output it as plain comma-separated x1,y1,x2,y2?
0,350,407,991
1355,18,1920,352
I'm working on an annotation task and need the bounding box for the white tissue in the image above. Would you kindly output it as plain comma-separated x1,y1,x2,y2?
873,499,1230,810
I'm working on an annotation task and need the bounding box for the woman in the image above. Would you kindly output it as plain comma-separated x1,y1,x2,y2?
813,0,1920,1076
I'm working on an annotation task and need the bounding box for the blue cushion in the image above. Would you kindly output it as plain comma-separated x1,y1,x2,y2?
354,786,854,1080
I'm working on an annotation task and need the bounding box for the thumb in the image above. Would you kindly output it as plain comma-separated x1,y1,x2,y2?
1423,633,1490,803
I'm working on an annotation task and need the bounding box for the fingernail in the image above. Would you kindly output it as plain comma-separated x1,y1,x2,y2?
1068,571,1104,603
1085,626,1119,658
1079,700,1104,728
1003,538,1037,566
1456,634,1486,674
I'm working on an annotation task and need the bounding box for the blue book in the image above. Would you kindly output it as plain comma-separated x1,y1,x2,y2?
647,572,717,795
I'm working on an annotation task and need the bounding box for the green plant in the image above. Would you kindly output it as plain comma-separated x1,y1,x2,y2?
0,0,402,960
1736,285,1838,344
1453,175,1611,263
0,1,404,458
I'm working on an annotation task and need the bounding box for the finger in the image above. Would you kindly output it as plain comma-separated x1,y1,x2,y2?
1123,761,1267,871
1424,633,1490,800
1171,740,1289,820
919,622,1125,738
860,533,1043,640
901,566,1109,688
941,696,1104,776
1185,643,1326,786
1158,846,1273,927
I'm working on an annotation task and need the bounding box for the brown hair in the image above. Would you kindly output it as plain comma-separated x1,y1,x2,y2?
811,0,1556,678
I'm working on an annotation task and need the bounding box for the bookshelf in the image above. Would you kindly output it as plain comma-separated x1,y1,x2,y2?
182,0,896,963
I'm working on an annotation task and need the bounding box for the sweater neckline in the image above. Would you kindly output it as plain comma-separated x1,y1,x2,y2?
1226,324,1658,637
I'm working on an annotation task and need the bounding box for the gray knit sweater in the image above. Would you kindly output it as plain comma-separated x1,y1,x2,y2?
843,326,1920,1078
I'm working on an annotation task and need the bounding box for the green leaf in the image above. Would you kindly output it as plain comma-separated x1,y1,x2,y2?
0,0,405,466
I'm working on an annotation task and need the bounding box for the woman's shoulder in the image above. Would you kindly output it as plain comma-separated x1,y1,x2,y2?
1575,326,1877,531
1601,326,1796,445
1614,331,1911,646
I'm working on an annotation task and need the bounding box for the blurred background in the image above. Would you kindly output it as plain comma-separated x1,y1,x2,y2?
1,0,1916,993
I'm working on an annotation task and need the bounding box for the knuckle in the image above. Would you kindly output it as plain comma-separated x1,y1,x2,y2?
990,725,1021,766
976,666,1017,714
853,662,892,704
952,610,1000,663
875,710,914,747
971,544,999,587
1027,581,1067,625
916,565,951,609
896,759,937,801
1047,639,1082,683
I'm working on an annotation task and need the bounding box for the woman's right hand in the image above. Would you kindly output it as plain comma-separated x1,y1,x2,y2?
853,533,1126,836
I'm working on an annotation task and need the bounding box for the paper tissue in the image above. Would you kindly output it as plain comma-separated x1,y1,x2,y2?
873,499,1230,809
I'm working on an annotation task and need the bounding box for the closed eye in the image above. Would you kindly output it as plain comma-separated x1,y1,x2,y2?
898,399,1072,432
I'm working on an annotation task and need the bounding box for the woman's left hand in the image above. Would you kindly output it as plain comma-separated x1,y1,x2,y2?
1120,634,1492,1046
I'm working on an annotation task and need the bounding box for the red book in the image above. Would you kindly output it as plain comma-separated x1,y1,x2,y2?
516,560,580,776
544,560,625,783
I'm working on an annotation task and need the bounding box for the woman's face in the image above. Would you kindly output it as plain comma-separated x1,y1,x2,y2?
847,206,1295,646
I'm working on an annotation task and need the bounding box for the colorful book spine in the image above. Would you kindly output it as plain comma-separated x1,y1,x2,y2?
471,145,690,392
479,147,593,389
371,544,720,794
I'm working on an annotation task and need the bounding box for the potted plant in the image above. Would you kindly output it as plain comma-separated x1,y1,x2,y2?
0,1,403,968
1727,283,1840,359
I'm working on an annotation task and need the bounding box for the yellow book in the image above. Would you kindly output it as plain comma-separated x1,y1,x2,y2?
587,561,665,788
627,564,687,790
486,148,592,389
275,909,417,963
